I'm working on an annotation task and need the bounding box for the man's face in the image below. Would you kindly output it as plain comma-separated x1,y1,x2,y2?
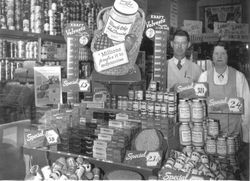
213,45,228,67
171,35,190,58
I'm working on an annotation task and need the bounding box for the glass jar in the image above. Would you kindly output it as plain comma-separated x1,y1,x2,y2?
191,99,203,123
178,99,190,123
179,123,191,146
208,119,219,137
103,0,138,43
192,123,204,147
205,136,216,154
216,136,227,157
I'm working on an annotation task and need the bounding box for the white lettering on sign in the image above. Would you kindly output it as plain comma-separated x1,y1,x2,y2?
228,98,243,113
26,130,44,142
65,26,87,36
93,43,128,72
79,79,90,91
163,172,187,180
146,152,161,167
194,83,207,97
63,79,79,87
146,19,167,28
125,151,147,160
208,97,228,107
176,83,194,92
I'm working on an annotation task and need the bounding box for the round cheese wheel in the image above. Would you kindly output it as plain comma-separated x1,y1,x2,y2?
105,170,142,180
132,128,163,151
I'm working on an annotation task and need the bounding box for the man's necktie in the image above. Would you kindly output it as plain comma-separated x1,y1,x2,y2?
177,60,182,70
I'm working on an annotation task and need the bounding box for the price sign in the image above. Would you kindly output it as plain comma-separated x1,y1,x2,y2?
45,129,60,145
194,83,208,97
146,152,161,167
228,98,244,113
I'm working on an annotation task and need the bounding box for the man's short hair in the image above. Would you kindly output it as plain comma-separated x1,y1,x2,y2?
172,29,190,42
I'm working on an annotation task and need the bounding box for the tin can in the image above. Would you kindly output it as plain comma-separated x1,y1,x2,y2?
127,99,133,111
132,100,139,112
168,92,176,102
151,91,157,102
136,90,144,101
200,154,209,164
190,151,200,163
149,81,157,91
128,90,134,100
164,158,175,168
140,101,147,112
157,91,164,102
168,102,175,115
111,96,117,109
174,158,185,170
163,92,168,103
160,102,168,114
208,119,219,137
154,102,161,114
182,145,193,157
183,160,195,172
145,90,151,101
217,137,227,157
147,101,155,113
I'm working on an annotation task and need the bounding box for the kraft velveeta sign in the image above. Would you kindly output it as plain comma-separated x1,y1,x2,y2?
207,97,244,114
63,21,91,46
175,82,208,99
124,150,162,168
62,78,91,92
93,43,128,72
146,13,169,30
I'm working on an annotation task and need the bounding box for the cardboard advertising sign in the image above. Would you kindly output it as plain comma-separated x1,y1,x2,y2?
207,97,244,114
124,150,162,168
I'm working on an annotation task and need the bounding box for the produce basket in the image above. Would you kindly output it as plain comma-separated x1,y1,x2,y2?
91,7,146,76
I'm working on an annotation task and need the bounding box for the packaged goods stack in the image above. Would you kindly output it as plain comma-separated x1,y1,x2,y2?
0,0,102,35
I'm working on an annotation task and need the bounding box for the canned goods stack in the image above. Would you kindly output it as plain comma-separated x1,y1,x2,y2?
14,0,21,30
6,0,15,30
33,156,103,180
127,83,177,138
0,0,7,29
79,61,92,79
159,148,237,180
0,60,21,81
22,0,30,32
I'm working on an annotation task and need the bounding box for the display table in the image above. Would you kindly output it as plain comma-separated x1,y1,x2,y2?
22,146,159,179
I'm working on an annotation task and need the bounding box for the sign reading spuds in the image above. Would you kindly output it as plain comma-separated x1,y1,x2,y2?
93,43,128,72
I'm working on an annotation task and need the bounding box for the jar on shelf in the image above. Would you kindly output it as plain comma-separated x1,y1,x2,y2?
192,123,204,147
178,99,190,123
205,136,216,154
191,99,203,123
216,136,227,157
179,122,191,146
208,119,219,138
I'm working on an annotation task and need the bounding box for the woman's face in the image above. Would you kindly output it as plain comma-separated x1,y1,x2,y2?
212,45,228,67
171,35,190,58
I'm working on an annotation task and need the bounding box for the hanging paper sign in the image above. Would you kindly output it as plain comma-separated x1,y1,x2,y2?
207,97,244,114
124,151,162,168
145,13,169,39
175,82,208,99
62,78,91,92
93,43,128,72
63,21,91,46
45,128,60,145
24,129,46,148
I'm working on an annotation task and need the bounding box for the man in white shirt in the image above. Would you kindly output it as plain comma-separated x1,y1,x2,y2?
198,42,250,143
166,30,202,89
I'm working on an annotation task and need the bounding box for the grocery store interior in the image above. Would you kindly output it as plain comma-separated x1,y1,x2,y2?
0,0,249,180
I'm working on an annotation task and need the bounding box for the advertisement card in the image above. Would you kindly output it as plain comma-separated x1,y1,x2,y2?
34,66,62,107
124,150,162,168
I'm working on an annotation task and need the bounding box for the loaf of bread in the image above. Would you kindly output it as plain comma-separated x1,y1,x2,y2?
132,128,164,151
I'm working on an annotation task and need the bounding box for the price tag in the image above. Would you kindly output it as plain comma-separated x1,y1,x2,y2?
146,152,161,167
45,129,59,145
228,98,243,113
194,83,207,97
